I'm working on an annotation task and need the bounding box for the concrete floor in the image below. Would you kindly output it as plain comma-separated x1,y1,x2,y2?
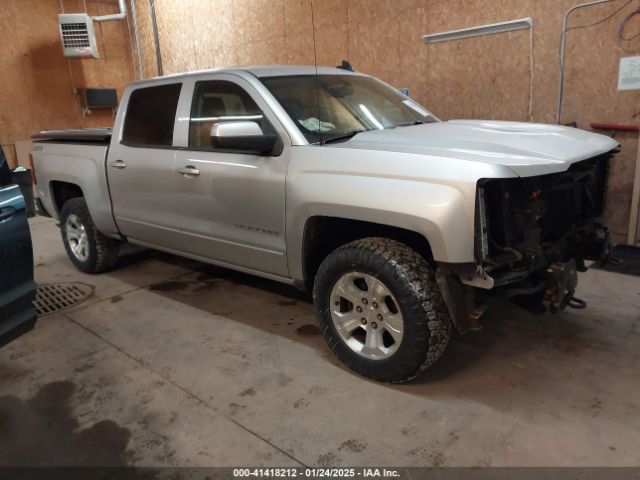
1,216,639,467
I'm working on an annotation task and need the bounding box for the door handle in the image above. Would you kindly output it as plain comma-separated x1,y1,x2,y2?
110,160,127,169
177,166,200,177
0,207,15,222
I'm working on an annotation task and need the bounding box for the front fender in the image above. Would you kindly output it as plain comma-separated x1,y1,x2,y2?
286,173,476,281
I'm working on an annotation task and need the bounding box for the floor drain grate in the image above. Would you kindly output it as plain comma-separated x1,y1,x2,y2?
33,282,94,316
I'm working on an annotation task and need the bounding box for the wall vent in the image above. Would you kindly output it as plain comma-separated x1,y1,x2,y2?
58,13,99,58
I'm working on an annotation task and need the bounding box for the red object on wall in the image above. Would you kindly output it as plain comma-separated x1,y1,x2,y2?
590,123,640,132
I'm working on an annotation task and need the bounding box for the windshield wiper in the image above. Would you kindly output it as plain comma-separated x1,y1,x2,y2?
322,130,365,144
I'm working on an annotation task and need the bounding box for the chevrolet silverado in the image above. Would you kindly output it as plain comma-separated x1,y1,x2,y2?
31,66,618,382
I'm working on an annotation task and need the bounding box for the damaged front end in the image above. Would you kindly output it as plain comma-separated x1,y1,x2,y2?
439,150,616,333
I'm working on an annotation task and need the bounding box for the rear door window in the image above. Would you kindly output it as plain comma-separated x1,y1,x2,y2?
122,83,182,147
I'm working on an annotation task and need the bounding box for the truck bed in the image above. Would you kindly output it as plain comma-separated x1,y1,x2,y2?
32,128,112,143
30,137,119,237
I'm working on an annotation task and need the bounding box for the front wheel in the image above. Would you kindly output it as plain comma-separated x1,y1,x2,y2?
313,237,451,383
60,198,119,273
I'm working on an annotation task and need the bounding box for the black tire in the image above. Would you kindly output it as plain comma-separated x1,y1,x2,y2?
313,237,451,383
59,198,119,273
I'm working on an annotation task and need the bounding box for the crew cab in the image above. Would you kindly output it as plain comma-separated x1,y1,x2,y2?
31,65,618,383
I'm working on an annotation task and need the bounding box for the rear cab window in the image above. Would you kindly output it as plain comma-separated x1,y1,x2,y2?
122,83,182,147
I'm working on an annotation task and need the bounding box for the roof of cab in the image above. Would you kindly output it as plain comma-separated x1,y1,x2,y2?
243,65,365,77
130,65,366,86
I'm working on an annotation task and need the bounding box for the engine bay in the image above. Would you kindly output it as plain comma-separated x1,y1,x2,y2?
474,150,616,311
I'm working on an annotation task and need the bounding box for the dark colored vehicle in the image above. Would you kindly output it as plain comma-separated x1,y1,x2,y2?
0,148,37,347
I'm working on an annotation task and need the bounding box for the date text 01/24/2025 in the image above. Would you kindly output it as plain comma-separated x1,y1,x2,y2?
233,468,400,478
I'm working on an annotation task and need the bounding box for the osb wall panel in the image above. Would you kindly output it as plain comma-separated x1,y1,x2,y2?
347,1,428,106
421,0,640,237
62,0,136,128
1,0,638,239
132,0,160,77
425,30,532,120
0,0,80,143
137,0,430,105
133,0,640,131
0,0,135,146
556,1,640,237
131,0,640,238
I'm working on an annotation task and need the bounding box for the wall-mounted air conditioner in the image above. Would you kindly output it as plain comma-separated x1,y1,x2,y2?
58,13,99,58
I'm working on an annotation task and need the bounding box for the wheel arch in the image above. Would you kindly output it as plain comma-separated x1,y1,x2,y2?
50,180,84,216
285,175,476,285
299,215,434,291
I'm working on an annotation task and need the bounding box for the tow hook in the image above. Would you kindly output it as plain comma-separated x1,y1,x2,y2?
607,256,623,266
567,296,587,309
549,293,587,313
545,260,581,312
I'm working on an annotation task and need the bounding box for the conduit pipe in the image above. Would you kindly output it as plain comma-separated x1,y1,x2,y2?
92,0,127,22
149,0,163,76
556,0,616,124
130,0,144,79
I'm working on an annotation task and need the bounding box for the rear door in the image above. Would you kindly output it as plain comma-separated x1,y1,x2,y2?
0,149,37,347
107,81,187,249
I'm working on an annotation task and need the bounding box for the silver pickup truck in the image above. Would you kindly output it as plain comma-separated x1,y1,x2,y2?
32,65,618,383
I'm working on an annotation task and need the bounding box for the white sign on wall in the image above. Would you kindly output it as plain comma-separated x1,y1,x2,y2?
618,56,640,91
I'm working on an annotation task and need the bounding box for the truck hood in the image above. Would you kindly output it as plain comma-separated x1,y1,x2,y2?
336,120,619,177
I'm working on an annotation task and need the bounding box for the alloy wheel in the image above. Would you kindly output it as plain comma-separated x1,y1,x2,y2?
330,272,404,360
65,214,89,262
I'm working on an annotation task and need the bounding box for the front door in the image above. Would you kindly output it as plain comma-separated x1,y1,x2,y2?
0,150,37,347
172,76,290,277
108,81,185,249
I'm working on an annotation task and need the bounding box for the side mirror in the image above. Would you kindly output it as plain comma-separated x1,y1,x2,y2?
211,121,282,156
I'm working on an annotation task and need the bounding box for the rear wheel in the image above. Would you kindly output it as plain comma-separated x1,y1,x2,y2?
313,237,451,383
60,198,119,273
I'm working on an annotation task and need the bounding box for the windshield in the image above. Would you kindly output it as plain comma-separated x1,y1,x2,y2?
260,74,439,144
